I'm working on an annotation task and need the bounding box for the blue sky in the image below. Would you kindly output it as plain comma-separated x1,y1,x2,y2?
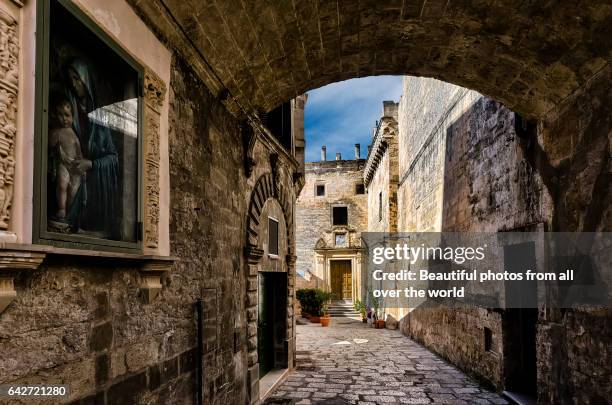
304,76,403,162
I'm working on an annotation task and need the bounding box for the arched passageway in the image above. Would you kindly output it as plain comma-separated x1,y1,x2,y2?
131,0,609,118
127,2,611,404
131,0,611,235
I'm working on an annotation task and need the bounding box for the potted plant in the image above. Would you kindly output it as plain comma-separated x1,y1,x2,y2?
296,288,314,318
318,290,333,327
369,292,385,329
354,299,367,323
309,288,323,323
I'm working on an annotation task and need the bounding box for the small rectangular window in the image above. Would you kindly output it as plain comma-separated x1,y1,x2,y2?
332,206,348,226
355,183,365,194
268,217,279,256
378,192,383,221
316,184,325,196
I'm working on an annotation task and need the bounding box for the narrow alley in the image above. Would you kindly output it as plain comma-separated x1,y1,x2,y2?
265,318,508,405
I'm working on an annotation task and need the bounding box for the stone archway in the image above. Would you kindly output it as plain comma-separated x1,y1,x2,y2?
128,0,609,119
244,172,296,404
125,3,611,402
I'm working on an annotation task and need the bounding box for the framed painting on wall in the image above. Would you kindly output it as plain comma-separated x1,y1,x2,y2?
34,0,143,251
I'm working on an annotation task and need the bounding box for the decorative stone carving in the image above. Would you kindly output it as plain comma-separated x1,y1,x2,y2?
140,258,172,303
142,69,166,249
0,8,18,236
245,244,264,264
0,250,46,314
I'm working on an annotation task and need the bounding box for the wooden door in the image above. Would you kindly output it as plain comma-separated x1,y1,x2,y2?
330,260,352,300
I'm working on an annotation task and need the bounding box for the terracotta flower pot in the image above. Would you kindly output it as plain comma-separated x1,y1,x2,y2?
320,315,331,327
376,320,386,329
310,316,320,323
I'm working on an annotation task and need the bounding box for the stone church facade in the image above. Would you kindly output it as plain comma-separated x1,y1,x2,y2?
295,147,368,300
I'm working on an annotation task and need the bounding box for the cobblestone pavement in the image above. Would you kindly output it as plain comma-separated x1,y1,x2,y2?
264,317,508,405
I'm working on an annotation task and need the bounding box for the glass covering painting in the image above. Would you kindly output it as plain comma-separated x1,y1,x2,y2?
42,1,140,244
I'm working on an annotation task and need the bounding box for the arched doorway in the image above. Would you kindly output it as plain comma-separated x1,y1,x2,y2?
244,172,296,403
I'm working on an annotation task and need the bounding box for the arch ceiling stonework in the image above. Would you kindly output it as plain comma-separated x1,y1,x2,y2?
129,0,609,118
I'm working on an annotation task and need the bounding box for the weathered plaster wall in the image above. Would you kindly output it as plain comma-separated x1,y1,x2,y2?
295,159,367,280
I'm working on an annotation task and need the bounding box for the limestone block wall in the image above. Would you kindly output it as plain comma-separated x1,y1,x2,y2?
397,79,467,232
365,115,400,235
295,159,367,281
396,76,546,389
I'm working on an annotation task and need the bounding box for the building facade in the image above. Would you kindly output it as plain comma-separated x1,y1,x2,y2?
360,77,547,394
0,1,305,403
295,147,367,302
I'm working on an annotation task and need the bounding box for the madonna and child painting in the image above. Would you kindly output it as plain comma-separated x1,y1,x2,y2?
45,1,139,243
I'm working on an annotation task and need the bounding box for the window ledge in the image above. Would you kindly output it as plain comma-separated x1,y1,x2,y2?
1,243,176,261
0,244,176,313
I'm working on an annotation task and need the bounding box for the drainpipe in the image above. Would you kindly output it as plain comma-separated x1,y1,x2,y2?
196,299,204,405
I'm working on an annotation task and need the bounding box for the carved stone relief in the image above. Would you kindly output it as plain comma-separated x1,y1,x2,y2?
143,69,166,249
0,8,18,234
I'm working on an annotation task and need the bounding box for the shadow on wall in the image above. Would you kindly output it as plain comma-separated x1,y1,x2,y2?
295,270,324,290
397,96,544,392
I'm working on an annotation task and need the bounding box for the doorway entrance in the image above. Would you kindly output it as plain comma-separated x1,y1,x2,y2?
503,242,538,399
330,260,352,301
257,271,288,378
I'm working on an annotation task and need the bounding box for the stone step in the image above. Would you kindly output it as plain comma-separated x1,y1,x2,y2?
328,310,359,314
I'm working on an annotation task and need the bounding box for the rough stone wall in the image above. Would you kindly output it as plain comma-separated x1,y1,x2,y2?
396,76,545,390
441,99,545,232
295,159,367,279
532,67,611,405
398,76,544,231
0,55,245,405
138,0,610,119
168,55,248,405
0,48,300,405
365,123,399,234
399,306,503,388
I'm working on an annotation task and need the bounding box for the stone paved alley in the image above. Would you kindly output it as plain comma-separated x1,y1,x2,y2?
265,318,508,405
